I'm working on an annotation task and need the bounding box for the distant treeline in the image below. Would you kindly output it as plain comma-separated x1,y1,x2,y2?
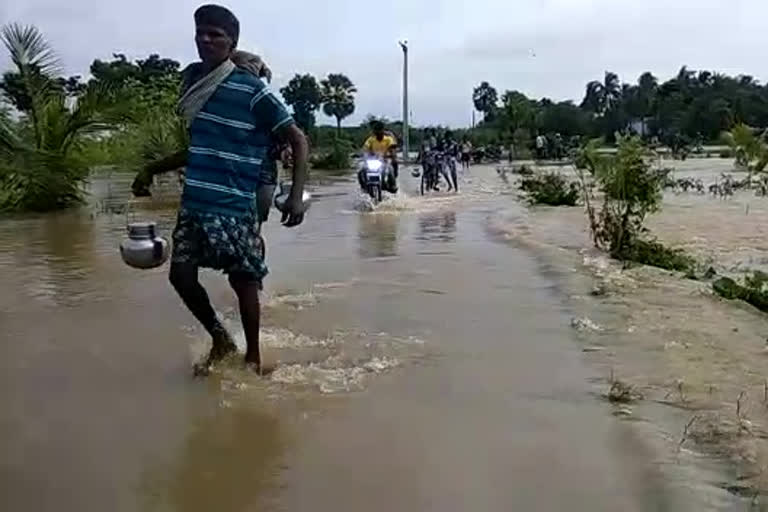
470,67,768,151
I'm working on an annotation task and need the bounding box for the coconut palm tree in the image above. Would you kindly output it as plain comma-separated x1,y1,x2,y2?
0,23,131,211
602,72,621,112
581,72,621,116
320,73,356,138
473,81,498,121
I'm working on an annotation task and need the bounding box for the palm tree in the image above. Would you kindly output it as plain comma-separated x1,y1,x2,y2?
320,73,356,138
0,23,131,211
580,72,621,115
472,81,498,121
581,81,603,114
676,66,695,90
602,72,621,112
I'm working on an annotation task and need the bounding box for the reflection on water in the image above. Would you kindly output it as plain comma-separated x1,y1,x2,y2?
141,402,285,512
416,211,457,243
0,211,103,307
356,213,400,258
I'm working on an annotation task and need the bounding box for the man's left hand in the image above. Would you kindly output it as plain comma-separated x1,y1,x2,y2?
281,195,305,227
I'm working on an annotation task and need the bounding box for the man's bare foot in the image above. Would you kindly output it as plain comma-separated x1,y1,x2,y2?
245,361,276,376
192,327,238,377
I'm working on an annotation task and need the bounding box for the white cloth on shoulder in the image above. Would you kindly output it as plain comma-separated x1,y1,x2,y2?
177,59,235,125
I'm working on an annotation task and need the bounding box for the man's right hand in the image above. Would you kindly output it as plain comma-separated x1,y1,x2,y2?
130,151,188,197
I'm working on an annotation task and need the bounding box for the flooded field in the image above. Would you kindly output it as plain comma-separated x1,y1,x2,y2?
0,163,749,510
495,157,768,505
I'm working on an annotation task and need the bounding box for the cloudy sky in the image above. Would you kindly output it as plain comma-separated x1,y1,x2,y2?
2,0,766,126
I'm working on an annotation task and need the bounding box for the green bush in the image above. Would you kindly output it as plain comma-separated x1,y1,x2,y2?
617,239,695,272
311,139,353,170
519,172,579,206
713,272,768,313
576,137,662,257
719,148,733,158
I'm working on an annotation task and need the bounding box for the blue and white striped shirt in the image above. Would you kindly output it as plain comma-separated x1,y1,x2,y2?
182,68,294,217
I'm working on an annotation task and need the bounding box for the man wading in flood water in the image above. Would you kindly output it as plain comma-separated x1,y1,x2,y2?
132,4,308,375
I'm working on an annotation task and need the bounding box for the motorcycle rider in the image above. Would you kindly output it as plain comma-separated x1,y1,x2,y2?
360,120,398,193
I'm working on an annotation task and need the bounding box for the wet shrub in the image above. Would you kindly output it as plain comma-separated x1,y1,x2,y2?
713,277,744,300
656,167,676,189
722,124,768,177
576,137,662,257
519,172,579,206
516,164,534,176
617,239,695,273
607,380,643,403
311,139,353,170
713,272,768,313
573,137,699,273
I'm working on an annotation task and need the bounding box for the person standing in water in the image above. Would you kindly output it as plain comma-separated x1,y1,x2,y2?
133,4,308,375
443,130,459,192
460,138,472,170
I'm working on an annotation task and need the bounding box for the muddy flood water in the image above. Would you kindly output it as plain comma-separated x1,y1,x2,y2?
0,164,746,511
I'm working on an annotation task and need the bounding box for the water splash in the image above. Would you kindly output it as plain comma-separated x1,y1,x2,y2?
347,189,466,215
270,355,400,394
262,290,318,309
258,327,336,349
570,316,604,332
350,190,418,213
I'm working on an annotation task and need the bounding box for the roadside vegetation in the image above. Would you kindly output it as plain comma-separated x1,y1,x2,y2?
0,23,360,212
572,137,697,273
0,24,133,211
713,271,768,313
518,172,579,207
4,22,768,212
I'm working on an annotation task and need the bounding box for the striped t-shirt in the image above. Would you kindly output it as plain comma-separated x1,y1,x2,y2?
182,67,294,217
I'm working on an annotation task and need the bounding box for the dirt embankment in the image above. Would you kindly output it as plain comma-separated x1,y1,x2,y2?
495,160,768,503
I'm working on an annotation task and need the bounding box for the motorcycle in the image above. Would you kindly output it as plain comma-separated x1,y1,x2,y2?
359,157,395,203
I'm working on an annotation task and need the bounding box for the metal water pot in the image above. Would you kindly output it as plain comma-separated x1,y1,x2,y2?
274,181,312,214
120,222,170,269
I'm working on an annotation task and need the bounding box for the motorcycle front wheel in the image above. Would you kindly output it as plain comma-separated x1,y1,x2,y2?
368,184,382,203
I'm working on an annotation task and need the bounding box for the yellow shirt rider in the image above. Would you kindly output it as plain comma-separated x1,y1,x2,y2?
363,133,397,157
362,121,399,177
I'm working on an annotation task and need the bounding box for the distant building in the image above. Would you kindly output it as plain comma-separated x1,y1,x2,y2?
628,118,651,137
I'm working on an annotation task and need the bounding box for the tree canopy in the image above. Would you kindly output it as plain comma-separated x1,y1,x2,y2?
473,81,498,121
89,53,180,85
0,24,133,211
473,66,768,145
280,73,322,133
320,73,356,136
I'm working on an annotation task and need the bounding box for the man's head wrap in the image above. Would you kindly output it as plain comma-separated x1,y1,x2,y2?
194,4,240,47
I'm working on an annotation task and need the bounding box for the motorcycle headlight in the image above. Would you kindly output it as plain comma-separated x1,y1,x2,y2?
366,160,382,171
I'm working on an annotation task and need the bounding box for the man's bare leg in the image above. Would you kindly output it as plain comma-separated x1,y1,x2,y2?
229,273,262,373
169,262,237,369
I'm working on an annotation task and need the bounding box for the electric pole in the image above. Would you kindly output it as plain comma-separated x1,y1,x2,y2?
399,40,409,162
